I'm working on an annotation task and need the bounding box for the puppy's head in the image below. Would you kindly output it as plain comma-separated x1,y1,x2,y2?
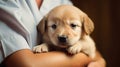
38,5,94,48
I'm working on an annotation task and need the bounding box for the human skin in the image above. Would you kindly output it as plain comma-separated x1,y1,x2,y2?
3,49,92,67
2,49,105,67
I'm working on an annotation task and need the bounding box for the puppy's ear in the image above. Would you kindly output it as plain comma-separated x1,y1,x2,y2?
37,16,48,34
82,15,94,35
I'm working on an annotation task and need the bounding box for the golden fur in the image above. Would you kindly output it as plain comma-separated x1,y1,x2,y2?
33,5,96,58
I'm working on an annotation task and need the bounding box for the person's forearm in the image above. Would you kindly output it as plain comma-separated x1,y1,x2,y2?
34,51,92,67
3,49,91,67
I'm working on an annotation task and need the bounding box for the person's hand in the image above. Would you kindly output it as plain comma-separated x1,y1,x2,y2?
88,51,106,67
88,61,102,67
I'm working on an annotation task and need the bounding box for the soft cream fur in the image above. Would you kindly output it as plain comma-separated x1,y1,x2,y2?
33,5,96,58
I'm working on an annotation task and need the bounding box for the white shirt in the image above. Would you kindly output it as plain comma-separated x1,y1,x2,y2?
0,0,72,63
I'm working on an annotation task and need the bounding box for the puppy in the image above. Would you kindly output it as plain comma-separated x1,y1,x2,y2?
33,5,96,58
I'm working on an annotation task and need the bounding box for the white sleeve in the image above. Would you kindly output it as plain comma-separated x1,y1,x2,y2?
39,0,73,20
61,0,73,5
0,22,30,61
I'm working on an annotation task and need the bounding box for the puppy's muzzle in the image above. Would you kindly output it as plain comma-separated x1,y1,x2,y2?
58,35,68,43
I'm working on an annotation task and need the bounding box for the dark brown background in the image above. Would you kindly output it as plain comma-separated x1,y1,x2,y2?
71,0,120,67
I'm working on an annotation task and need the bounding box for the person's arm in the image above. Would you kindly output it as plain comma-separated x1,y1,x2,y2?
3,49,91,67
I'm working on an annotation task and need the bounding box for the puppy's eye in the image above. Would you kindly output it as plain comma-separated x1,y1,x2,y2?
70,24,77,28
51,24,57,29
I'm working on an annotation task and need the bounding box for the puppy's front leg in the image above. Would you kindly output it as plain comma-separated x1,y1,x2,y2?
33,43,48,53
68,36,96,58
81,40,96,59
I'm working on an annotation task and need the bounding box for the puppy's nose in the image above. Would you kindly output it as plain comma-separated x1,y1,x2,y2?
58,36,67,43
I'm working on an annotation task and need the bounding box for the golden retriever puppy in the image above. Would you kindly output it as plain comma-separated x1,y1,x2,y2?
33,5,96,58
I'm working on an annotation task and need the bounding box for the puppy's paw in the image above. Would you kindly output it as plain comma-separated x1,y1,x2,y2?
67,44,82,54
33,43,48,53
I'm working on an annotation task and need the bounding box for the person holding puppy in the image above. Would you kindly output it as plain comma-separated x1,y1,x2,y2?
0,0,105,67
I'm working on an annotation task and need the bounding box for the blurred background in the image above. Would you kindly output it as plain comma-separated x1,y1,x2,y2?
71,0,120,67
